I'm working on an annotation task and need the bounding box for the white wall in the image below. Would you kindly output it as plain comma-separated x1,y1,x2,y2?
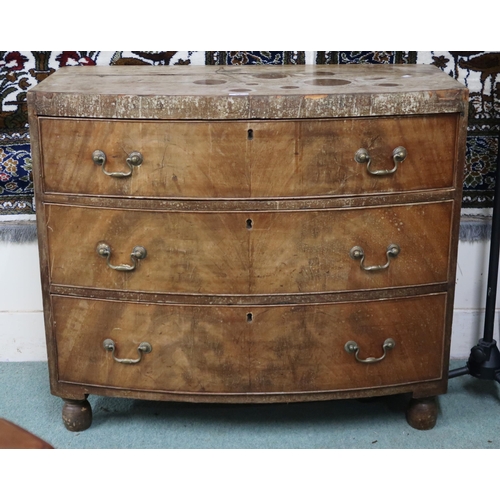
452,239,500,357
0,239,46,361
0,238,497,361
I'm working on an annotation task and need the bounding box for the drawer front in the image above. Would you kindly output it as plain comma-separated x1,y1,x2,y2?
54,294,446,394
46,201,453,295
40,115,457,198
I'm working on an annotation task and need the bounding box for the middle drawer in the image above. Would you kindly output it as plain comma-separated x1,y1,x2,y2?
46,201,453,295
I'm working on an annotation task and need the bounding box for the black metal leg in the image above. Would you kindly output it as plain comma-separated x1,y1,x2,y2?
448,366,469,379
450,134,500,384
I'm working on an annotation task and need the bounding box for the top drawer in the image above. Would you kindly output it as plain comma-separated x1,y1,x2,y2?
39,115,458,199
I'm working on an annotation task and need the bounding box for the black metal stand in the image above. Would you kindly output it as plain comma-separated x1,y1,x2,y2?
449,139,500,383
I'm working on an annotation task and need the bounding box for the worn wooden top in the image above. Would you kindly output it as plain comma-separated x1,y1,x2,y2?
28,64,468,120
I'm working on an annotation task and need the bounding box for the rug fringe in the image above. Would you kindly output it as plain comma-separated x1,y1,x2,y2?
0,216,495,244
459,215,492,242
0,221,38,243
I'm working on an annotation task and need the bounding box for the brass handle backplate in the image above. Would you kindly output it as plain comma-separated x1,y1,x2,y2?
350,243,400,271
344,338,396,364
96,242,147,272
92,150,143,178
354,146,407,176
103,339,152,364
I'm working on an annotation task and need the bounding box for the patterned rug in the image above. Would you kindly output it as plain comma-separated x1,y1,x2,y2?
1,51,498,226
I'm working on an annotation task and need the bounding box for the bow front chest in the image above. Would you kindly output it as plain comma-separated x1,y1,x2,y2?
28,64,468,431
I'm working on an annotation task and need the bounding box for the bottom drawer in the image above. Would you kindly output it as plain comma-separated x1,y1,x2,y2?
53,294,447,394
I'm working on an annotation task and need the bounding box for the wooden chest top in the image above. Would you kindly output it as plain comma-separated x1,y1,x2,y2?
27,64,468,120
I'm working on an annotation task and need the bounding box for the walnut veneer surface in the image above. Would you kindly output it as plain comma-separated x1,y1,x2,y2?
28,65,468,431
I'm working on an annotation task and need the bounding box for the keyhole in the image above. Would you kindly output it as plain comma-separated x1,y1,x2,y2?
247,313,253,322
246,218,253,230
247,129,253,140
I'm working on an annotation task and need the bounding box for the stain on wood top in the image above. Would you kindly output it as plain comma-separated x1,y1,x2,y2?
28,64,468,120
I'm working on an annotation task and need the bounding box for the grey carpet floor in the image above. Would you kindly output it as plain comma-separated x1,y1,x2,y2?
0,360,499,449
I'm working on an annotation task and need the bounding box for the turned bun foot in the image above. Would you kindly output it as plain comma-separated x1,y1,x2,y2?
406,396,438,430
62,397,92,431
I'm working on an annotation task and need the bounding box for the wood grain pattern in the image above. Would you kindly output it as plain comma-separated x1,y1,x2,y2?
53,293,446,394
45,201,453,295
39,115,457,198
27,103,61,397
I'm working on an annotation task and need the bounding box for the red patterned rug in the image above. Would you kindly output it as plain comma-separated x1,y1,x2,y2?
1,51,498,240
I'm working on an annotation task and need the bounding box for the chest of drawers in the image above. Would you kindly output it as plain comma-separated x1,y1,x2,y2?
28,64,468,432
